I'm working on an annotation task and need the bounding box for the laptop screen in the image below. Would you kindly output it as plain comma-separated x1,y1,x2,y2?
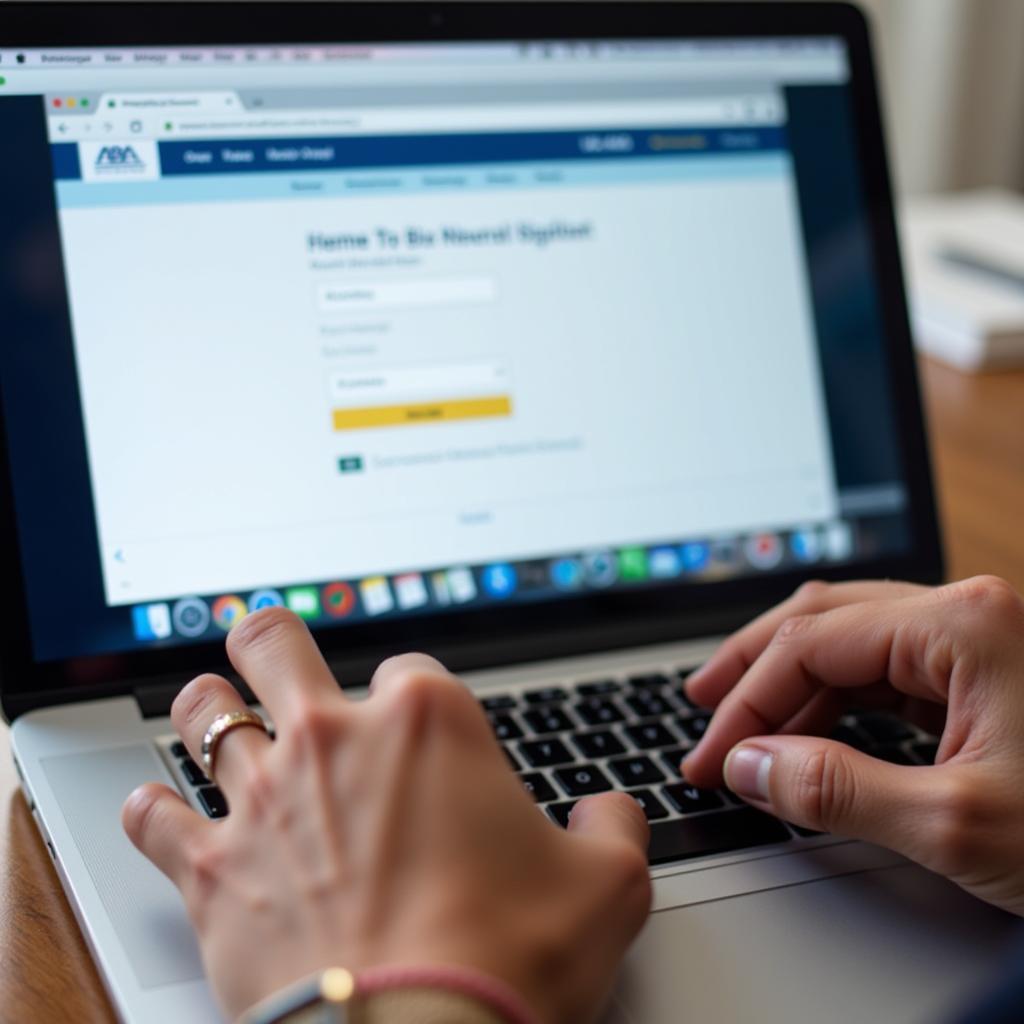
0,35,915,663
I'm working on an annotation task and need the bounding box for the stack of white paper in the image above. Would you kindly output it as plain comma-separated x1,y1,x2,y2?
900,189,1024,371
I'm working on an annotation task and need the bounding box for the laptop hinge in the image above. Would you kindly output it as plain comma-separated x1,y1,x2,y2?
133,676,258,719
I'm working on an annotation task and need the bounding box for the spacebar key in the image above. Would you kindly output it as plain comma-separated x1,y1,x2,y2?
648,808,790,865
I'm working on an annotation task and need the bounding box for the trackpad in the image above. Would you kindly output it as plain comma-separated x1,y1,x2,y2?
611,865,1017,1024
43,745,205,989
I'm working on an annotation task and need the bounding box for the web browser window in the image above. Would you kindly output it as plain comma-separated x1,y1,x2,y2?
0,39,910,658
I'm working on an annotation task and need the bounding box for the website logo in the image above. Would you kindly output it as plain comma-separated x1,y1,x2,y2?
212,595,247,631
80,139,160,183
132,602,171,641
322,581,356,618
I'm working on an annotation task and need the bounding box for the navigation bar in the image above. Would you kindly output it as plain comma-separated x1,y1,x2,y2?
52,125,785,181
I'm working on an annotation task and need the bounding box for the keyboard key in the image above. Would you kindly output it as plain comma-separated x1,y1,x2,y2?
490,714,523,741
180,757,210,786
572,730,626,759
854,713,914,743
647,808,790,865
523,706,575,735
627,789,670,821
624,721,678,750
481,693,517,712
520,773,557,803
554,763,613,797
519,738,575,768
197,786,228,819
523,686,568,705
629,673,670,689
911,741,939,765
659,748,688,778
625,692,672,718
503,746,520,771
547,801,577,828
676,715,710,742
609,756,665,787
575,698,625,726
170,740,188,758
663,783,724,815
577,679,622,697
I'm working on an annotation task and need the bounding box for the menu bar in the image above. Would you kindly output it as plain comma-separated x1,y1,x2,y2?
0,38,845,71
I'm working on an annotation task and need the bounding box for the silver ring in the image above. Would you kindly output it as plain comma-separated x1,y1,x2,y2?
200,709,269,781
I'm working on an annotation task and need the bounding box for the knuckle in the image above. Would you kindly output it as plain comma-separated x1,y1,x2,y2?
226,605,302,658
388,669,464,721
928,775,986,874
240,766,277,818
945,575,1023,621
792,747,850,831
172,674,227,727
184,838,228,900
793,579,829,607
773,613,816,646
288,699,343,751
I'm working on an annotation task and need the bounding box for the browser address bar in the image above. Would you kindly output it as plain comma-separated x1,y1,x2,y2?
171,96,784,138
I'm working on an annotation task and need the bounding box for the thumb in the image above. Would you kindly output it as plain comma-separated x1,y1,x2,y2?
568,791,650,855
723,736,938,861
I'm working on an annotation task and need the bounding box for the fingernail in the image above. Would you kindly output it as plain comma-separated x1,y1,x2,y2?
725,746,773,802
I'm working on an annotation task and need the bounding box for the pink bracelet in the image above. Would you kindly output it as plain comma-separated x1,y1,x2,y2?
355,963,542,1024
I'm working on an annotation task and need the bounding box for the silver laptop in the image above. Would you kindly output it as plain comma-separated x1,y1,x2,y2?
1,3,1015,1022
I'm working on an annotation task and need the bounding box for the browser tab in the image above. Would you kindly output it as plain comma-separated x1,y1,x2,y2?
98,91,241,113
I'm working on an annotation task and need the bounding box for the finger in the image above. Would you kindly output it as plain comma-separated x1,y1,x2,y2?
369,652,460,698
777,689,846,737
686,580,927,710
122,783,210,886
683,594,956,787
172,673,271,792
722,736,944,866
568,791,650,855
225,607,343,724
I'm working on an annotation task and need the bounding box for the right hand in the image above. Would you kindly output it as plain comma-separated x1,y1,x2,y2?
682,575,1024,916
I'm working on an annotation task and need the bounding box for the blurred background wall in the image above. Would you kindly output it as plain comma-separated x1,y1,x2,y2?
784,0,1024,197
859,0,1024,196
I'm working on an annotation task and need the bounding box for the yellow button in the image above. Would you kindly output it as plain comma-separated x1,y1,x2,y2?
332,394,512,431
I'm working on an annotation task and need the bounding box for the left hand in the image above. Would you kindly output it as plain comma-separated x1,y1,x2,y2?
121,608,651,1022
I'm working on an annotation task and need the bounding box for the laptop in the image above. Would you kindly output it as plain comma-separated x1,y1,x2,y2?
1,3,1015,1021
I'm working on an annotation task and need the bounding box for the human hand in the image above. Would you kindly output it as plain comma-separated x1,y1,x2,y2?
121,608,651,1022
681,576,1024,916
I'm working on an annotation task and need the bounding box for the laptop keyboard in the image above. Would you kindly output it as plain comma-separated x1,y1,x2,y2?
158,664,939,866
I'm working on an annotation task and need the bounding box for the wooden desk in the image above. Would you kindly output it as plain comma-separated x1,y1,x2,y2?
1,356,1023,1023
